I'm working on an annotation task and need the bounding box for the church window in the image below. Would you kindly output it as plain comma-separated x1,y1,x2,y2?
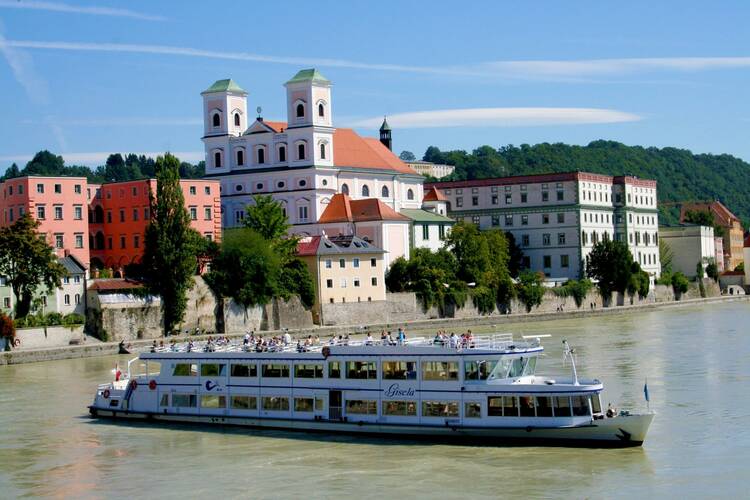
296,103,305,118
320,143,326,160
279,145,286,162
258,148,265,164
214,151,222,168
362,185,370,197
212,113,221,128
297,142,306,160
236,149,244,166
341,183,349,195
382,186,389,198
407,188,414,201
234,113,240,127
318,103,325,117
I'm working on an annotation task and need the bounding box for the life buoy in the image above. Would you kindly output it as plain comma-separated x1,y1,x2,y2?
322,346,330,359
102,389,110,399
148,380,157,390
130,380,138,390
12,338,20,348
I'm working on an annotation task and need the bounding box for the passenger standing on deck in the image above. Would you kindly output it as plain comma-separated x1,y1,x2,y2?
365,333,373,345
397,327,406,345
283,330,291,346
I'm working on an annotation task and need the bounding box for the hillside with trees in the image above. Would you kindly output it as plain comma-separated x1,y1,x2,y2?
2,150,205,183
419,141,750,228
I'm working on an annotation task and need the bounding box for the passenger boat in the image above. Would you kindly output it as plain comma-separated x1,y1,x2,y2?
88,334,654,447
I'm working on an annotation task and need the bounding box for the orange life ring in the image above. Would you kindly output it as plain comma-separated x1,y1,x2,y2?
102,389,111,399
12,338,20,348
148,380,157,390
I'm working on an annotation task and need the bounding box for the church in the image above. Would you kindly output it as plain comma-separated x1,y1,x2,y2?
201,69,452,266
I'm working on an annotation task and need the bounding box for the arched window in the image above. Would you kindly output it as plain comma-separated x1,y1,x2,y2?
257,148,265,164
381,186,389,198
362,185,370,197
341,183,349,195
297,142,306,160
234,113,240,127
320,143,326,160
212,112,221,128
279,145,286,162
236,149,244,166
407,188,414,200
296,103,305,118
214,151,222,168
318,103,325,117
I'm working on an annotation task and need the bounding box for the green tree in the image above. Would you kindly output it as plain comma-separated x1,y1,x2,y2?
705,259,719,281
142,153,201,335
683,209,726,238
0,214,66,317
444,221,490,283
735,262,745,273
399,150,416,161
586,240,635,301
516,270,545,312
671,272,689,299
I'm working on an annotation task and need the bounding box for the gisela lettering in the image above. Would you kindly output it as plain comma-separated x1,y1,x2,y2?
384,383,415,398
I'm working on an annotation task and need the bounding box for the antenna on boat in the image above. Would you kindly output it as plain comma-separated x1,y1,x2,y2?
562,339,579,386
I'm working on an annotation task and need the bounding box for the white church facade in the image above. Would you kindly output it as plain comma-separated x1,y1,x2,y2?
200,69,428,266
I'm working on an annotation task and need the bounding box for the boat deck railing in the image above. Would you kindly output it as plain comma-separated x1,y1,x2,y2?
144,333,540,355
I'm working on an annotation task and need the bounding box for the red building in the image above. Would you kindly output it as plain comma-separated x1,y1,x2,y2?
0,176,221,274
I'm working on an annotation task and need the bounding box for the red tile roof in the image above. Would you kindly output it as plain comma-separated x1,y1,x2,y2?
296,236,321,256
681,201,739,226
88,279,143,291
423,186,446,202
318,193,410,223
264,121,287,133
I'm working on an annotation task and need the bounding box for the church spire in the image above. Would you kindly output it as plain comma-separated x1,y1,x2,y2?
379,116,392,151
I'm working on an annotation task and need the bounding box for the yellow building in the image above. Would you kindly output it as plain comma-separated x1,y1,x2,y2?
297,234,386,317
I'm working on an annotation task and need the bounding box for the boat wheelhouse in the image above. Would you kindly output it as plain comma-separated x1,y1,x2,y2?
89,334,653,447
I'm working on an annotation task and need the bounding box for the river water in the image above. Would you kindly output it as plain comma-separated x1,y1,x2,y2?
0,301,748,499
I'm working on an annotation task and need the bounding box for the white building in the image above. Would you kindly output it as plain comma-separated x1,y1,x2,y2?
659,225,716,278
429,172,661,281
405,160,455,179
201,70,425,240
56,255,87,315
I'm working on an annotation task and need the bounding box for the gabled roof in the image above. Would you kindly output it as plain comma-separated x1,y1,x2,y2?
318,193,410,224
296,234,384,256
286,68,330,85
681,201,740,226
59,255,86,275
244,119,285,135
423,186,446,202
88,278,143,292
202,79,246,95
400,208,454,223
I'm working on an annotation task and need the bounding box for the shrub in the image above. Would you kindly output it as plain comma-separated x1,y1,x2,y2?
671,272,689,299
552,279,593,308
516,271,545,312
471,285,496,315
705,260,719,281
62,313,85,326
45,312,63,326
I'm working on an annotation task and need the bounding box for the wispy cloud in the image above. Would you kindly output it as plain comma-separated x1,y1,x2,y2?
5,39,750,80
0,151,204,166
349,107,642,129
0,1,164,21
20,117,202,126
0,32,49,105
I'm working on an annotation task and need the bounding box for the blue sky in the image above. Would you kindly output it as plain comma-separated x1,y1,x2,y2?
2,0,750,169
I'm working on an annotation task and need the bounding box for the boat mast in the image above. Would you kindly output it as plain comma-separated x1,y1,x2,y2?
562,339,579,386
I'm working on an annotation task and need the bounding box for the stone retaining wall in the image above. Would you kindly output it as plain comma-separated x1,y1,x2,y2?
12,325,85,350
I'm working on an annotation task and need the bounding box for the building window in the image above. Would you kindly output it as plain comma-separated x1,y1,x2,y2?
205,186,211,195
371,277,378,286
119,209,125,222
340,278,347,288
521,193,527,203
561,255,569,268
212,113,221,127
279,146,286,162
75,233,83,248
543,255,551,268
456,197,463,207
543,233,551,246
120,236,126,249
382,186,389,198
257,148,265,164
234,113,240,127
204,207,212,220
439,225,446,239
353,258,360,268
542,191,549,202
54,206,63,220
64,294,70,305
557,190,564,201
407,189,414,201
318,103,325,117
234,149,244,166
339,259,345,269
72,206,82,220
491,215,499,227
370,258,377,267
54,184,62,194
325,259,332,269
557,212,564,223
55,234,64,248
190,207,197,220
134,235,140,248
132,186,138,196
521,234,530,247
521,215,528,225
504,214,513,226
421,224,430,240
297,142,306,160
37,206,46,220
341,183,349,195
558,233,566,245
296,103,305,118
298,206,308,221
353,278,360,288
214,151,222,168
491,195,498,205
471,196,478,206
74,184,81,194
362,185,370,197
542,214,550,224
320,143,326,160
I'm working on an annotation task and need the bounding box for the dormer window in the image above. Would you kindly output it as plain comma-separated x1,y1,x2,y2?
318,103,325,117
296,103,305,118
234,113,240,127
407,188,414,200
212,112,221,128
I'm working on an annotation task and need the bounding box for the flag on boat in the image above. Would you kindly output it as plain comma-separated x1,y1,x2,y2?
643,380,650,402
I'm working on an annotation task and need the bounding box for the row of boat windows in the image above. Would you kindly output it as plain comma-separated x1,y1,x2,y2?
170,358,536,381
158,394,598,417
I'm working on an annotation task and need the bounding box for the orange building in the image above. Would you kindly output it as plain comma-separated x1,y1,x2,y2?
0,176,221,274
681,201,744,270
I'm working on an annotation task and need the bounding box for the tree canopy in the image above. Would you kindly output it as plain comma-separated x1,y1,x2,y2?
0,214,66,317
586,239,638,300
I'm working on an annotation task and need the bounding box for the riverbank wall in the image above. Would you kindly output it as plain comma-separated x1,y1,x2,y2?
3,294,746,366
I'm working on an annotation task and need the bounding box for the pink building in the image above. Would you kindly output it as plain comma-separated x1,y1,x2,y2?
714,236,725,272
0,176,91,267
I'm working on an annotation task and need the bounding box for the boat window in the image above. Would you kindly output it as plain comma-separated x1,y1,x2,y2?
535,396,553,417
172,394,197,407
465,402,482,418
262,396,290,411
200,395,226,408
262,363,290,378
487,397,503,416
315,397,324,411
553,396,571,417
231,363,257,377
591,394,602,414
422,401,459,417
519,396,535,417
345,361,378,379
172,363,198,377
346,399,378,415
382,361,417,380
383,401,417,416
231,396,257,410
159,394,169,407
464,360,498,381
489,358,512,380
328,361,341,378
294,397,314,412
200,363,226,377
571,396,590,416
295,363,324,378
421,361,459,381
502,396,519,417
508,358,525,378
109,399,119,407
522,357,537,376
